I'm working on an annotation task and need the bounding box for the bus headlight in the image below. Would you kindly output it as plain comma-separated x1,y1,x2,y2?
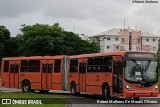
125,84,132,91
153,86,158,90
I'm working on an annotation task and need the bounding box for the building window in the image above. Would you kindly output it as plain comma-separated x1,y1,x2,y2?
153,39,156,42
146,38,149,42
138,39,140,43
107,46,110,49
136,46,140,51
153,47,156,51
122,38,124,42
121,46,124,50
115,37,119,41
116,46,119,49
107,37,110,40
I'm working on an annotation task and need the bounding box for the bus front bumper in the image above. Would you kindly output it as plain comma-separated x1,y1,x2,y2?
123,89,159,98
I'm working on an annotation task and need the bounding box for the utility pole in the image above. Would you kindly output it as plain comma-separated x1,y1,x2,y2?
129,32,132,51
124,17,126,29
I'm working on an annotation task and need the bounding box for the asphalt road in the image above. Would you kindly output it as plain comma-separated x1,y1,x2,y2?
0,87,160,107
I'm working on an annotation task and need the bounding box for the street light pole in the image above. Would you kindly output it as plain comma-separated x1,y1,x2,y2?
129,32,132,51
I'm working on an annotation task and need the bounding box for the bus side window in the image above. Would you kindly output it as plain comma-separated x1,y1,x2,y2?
87,58,93,73
104,57,112,72
93,57,103,72
4,61,9,72
70,59,78,73
28,60,40,72
54,59,61,73
21,60,28,72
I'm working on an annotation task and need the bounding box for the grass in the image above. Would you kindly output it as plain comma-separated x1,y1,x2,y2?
0,92,65,107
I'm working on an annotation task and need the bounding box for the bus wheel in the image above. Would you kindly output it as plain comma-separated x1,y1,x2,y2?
22,81,31,92
70,83,77,95
102,84,110,99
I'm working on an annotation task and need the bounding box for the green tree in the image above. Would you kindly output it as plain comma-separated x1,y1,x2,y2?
4,37,19,57
0,25,11,60
18,23,99,56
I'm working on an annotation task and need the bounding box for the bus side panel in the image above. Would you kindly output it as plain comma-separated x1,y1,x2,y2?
93,73,103,95
85,73,112,95
52,73,62,90
94,73,112,95
86,73,95,94
15,73,19,88
19,73,41,89
1,73,9,88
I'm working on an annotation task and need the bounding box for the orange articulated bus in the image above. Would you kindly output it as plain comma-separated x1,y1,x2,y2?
0,51,159,99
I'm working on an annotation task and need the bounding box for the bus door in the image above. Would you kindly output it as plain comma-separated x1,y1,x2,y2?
41,61,53,89
9,62,20,88
79,62,86,92
112,57,123,96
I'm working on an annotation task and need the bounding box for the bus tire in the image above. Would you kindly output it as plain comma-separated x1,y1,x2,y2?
102,84,110,99
22,81,31,92
70,83,77,95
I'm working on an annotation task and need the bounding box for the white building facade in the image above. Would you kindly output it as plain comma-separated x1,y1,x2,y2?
89,28,159,53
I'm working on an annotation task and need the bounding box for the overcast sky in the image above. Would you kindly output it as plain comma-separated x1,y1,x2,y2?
0,0,160,37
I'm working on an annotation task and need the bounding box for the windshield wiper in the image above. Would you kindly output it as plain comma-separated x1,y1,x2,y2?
132,59,141,69
144,60,151,71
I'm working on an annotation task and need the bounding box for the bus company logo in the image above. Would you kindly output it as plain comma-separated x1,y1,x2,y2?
2,99,11,104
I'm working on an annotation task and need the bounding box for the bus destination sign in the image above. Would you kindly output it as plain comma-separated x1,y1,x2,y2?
126,53,156,59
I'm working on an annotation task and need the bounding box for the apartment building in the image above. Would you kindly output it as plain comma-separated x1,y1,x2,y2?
89,28,159,53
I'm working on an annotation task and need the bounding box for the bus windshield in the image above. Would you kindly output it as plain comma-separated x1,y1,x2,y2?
125,60,157,82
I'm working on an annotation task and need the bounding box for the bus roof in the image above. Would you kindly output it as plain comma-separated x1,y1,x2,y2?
69,51,155,59
2,55,65,61
2,51,155,60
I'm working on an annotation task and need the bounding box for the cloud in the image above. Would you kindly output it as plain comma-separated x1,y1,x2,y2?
0,0,160,36
0,0,46,17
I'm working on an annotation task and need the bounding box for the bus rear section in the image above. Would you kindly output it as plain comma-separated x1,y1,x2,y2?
0,56,69,92
68,51,159,99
